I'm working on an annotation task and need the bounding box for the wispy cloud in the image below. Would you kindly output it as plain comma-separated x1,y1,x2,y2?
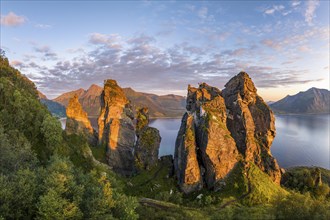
305,0,320,25
298,45,311,52
261,39,282,50
198,7,208,19
35,23,52,29
264,5,285,15
292,1,301,7
33,44,57,60
0,12,26,26
261,26,329,51
21,32,323,98
89,33,122,49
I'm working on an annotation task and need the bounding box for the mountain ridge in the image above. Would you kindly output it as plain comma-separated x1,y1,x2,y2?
270,87,330,114
51,84,186,118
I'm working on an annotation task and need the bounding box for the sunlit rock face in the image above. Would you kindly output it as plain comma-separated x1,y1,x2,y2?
134,107,161,171
174,113,203,193
65,94,96,144
174,72,282,193
222,72,281,184
175,83,239,192
97,79,135,176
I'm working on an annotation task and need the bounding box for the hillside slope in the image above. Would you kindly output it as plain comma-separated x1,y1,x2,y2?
270,88,330,114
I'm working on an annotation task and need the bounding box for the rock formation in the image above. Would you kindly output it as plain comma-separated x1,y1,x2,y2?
222,72,281,184
134,107,161,170
65,94,96,144
175,83,239,192
175,113,203,193
97,79,136,176
175,72,282,193
136,107,150,132
311,168,322,187
53,85,102,117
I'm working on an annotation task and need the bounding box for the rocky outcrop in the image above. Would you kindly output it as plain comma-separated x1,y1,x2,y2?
312,168,322,187
174,72,282,193
136,107,149,132
222,72,281,184
134,107,161,170
174,113,203,193
54,88,86,107
97,80,135,176
65,94,96,144
79,84,103,117
175,83,239,192
53,85,102,117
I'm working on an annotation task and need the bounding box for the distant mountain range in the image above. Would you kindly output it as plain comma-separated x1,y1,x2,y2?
122,87,186,118
41,84,186,118
40,86,329,117
270,87,330,114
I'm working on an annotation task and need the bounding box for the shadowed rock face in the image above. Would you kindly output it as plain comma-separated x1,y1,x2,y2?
65,94,96,144
134,107,161,171
175,72,282,193
97,80,135,176
222,72,281,184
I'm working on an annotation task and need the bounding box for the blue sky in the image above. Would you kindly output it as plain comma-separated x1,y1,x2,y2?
1,0,329,101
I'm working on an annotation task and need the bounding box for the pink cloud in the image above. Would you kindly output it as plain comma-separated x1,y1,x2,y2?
305,0,320,26
0,12,26,26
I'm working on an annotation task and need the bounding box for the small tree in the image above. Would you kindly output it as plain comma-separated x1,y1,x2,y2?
41,114,63,153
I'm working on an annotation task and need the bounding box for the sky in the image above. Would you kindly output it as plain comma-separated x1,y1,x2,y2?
0,0,329,101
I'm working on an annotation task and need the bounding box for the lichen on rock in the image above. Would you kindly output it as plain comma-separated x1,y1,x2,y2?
134,107,161,171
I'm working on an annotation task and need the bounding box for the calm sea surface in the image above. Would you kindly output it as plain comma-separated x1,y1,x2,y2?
60,114,330,169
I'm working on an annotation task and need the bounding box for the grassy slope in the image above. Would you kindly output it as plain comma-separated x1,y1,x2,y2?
120,159,289,218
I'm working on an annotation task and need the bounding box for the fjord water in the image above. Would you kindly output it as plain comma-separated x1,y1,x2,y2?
150,114,330,169
60,114,330,169
271,114,329,169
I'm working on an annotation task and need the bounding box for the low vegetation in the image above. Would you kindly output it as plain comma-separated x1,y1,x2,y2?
1,51,329,219
0,53,139,219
